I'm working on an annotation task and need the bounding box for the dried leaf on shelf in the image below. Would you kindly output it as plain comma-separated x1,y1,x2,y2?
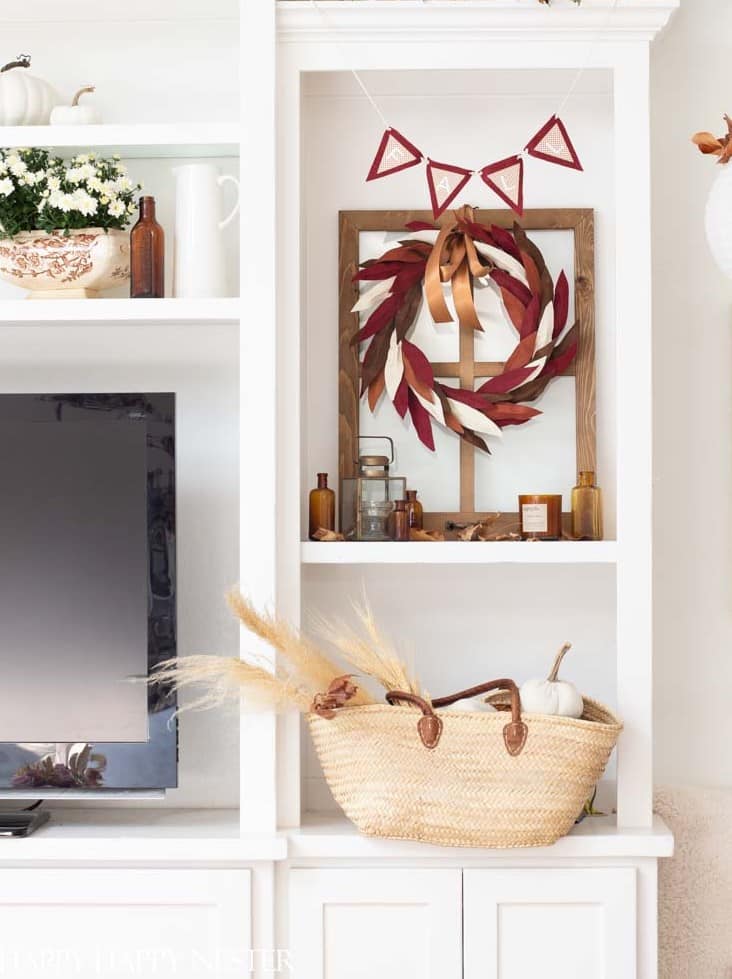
312,528,345,542
410,528,445,542
692,114,732,164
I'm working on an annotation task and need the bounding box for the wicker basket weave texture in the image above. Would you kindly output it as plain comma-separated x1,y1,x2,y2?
308,696,621,848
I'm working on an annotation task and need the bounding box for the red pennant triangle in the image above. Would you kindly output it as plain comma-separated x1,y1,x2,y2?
480,155,524,216
426,159,473,218
525,115,583,171
366,128,423,181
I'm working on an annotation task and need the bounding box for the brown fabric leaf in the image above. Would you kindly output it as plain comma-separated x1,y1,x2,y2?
460,428,490,454
394,283,423,342
504,331,537,371
500,288,526,332
513,224,553,311
368,371,386,411
360,327,392,395
520,250,542,298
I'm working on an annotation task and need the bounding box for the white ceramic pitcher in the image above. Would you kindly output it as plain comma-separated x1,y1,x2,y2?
172,163,240,298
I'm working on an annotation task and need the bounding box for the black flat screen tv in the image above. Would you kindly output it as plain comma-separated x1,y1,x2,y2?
0,393,177,792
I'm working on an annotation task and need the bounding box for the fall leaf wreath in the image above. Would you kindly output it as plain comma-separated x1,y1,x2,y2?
352,205,578,453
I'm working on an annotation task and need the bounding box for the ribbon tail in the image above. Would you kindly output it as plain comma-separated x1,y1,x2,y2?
425,222,455,324
452,259,483,333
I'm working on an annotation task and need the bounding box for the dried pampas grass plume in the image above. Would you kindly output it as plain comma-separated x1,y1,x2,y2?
312,592,422,697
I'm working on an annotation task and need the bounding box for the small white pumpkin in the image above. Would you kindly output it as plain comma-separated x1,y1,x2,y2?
0,54,59,125
519,642,584,718
443,695,496,713
50,85,100,126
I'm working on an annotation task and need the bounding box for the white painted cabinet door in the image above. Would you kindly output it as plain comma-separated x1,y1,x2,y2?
464,868,636,979
0,868,251,979
289,868,462,979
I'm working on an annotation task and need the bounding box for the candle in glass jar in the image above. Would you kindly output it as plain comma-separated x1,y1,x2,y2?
518,494,562,540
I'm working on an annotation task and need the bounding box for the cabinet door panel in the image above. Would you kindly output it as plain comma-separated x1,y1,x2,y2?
464,868,636,979
0,868,251,979
289,868,462,979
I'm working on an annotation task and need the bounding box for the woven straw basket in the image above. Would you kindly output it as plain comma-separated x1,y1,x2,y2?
308,678,622,848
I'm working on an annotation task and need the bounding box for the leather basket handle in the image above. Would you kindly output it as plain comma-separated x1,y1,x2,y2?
386,679,527,756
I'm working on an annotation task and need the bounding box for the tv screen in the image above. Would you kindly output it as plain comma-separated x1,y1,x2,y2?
0,394,177,792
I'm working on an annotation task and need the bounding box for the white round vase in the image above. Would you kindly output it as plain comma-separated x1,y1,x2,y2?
0,228,130,299
705,164,732,280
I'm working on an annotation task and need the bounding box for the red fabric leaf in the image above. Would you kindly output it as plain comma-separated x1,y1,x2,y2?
392,263,426,293
490,269,532,307
544,336,578,379
464,221,496,246
354,296,399,345
553,270,569,338
405,220,437,231
519,294,541,339
393,376,409,419
401,339,435,390
353,262,408,282
489,224,522,263
407,389,435,450
439,385,493,412
477,364,537,395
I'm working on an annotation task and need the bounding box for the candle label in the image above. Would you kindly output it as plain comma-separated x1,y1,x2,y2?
522,503,548,533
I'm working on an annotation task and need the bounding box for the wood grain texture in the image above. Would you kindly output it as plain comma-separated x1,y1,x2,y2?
338,208,596,533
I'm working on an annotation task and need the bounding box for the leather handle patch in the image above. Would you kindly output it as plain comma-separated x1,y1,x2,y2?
503,720,528,756
418,713,443,749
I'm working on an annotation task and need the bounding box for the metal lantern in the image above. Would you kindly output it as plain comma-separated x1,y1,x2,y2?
341,437,407,541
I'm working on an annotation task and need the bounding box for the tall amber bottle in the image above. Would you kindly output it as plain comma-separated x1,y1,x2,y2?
130,196,165,298
571,471,603,540
309,473,336,540
405,489,423,530
392,499,410,541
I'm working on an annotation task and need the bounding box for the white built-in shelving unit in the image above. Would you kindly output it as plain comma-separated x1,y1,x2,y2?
0,3,680,977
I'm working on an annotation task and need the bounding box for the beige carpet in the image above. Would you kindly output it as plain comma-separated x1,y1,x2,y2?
655,786,732,979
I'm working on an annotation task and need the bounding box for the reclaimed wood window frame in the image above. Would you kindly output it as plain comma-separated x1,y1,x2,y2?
339,208,596,535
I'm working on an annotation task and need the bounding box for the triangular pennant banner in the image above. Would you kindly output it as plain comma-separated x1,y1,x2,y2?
366,128,423,181
426,159,473,218
525,115,583,171
480,155,524,216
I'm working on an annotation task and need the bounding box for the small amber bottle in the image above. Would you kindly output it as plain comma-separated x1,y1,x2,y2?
392,499,410,541
309,473,336,540
571,471,603,540
405,489,423,530
130,196,165,298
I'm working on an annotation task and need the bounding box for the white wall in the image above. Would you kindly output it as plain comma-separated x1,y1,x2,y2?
652,1,732,787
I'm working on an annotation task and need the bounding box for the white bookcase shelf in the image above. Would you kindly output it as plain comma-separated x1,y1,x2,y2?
301,540,617,565
0,297,240,326
0,123,240,159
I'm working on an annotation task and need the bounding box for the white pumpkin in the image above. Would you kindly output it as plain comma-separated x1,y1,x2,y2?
519,642,584,718
0,54,59,125
50,85,100,126
443,695,496,713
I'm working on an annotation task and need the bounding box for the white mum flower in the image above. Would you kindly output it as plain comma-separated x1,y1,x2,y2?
108,199,126,218
7,155,27,177
47,176,61,192
87,176,104,193
71,189,98,216
0,177,14,197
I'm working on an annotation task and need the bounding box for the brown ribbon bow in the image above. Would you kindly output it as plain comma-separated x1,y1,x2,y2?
424,205,494,333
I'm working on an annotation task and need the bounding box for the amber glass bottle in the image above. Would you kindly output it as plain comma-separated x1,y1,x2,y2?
571,471,603,540
130,196,165,298
405,489,423,530
309,473,336,540
392,499,409,541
